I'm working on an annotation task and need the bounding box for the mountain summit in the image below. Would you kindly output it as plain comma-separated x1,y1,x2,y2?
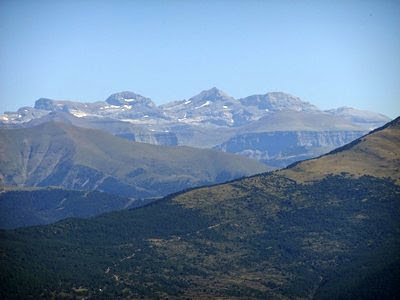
239,92,318,112
189,87,234,103
105,91,156,107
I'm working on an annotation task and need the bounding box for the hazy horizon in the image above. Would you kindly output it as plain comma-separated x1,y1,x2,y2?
1,0,399,118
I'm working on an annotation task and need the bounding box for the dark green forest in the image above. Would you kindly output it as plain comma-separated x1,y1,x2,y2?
0,188,154,229
1,174,399,299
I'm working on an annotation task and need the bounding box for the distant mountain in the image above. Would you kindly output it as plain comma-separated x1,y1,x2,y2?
105,91,156,107
325,106,391,130
215,130,366,168
21,111,179,146
161,87,253,127
1,118,398,299
1,88,389,131
33,91,166,121
239,110,366,132
214,110,369,167
0,88,391,167
0,122,269,198
239,91,318,112
162,89,322,127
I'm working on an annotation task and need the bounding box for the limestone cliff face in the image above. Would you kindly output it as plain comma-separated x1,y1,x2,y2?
116,131,178,146
215,130,367,168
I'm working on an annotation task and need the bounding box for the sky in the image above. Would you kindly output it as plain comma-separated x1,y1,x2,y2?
0,0,399,118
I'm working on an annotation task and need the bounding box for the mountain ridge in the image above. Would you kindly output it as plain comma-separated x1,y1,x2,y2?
0,121,269,198
2,87,389,130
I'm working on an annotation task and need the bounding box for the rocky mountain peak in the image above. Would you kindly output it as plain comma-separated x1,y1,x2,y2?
189,87,234,103
106,91,155,107
34,98,56,110
239,92,318,112
326,106,391,127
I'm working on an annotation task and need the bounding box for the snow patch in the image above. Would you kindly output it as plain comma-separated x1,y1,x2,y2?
195,101,211,109
184,100,192,105
70,110,88,118
178,113,188,122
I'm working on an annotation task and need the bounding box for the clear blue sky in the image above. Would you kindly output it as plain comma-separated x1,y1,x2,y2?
0,0,399,117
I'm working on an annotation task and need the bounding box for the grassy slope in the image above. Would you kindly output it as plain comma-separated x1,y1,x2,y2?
280,117,400,183
0,122,269,197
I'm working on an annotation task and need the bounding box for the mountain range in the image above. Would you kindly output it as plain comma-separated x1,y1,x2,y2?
1,117,399,299
1,88,390,167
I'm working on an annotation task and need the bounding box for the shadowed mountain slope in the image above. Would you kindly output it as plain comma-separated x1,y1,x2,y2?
0,187,152,229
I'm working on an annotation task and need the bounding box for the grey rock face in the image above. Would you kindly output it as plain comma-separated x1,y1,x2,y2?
215,130,367,168
325,106,391,130
239,92,318,112
3,88,389,133
161,87,244,127
106,91,156,107
116,131,178,146
104,91,166,119
34,98,104,113
34,98,57,110
0,106,50,125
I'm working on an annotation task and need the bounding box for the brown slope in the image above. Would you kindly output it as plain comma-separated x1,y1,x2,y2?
278,116,400,183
